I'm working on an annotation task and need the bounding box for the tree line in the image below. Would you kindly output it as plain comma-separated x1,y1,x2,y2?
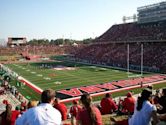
28,38,94,45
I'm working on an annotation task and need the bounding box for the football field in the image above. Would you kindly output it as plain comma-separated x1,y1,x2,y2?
5,61,150,100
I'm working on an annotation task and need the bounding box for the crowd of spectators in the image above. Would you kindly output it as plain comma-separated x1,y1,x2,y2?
0,45,75,57
0,86,165,125
72,42,166,73
0,76,26,104
70,21,166,73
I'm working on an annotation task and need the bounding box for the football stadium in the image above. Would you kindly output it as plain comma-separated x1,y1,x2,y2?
0,1,166,125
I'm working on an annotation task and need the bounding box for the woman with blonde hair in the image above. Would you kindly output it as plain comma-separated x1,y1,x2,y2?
27,100,38,109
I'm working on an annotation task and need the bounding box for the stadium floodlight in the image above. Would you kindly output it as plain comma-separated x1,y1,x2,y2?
127,44,143,78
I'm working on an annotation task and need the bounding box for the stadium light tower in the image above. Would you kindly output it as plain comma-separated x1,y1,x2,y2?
123,14,137,23
127,43,144,78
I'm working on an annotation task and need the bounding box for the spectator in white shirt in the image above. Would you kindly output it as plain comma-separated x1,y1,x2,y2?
129,88,159,125
16,89,62,125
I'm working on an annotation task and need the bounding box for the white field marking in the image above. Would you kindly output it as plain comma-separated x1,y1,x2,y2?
90,66,96,68
112,70,119,72
37,74,43,77
43,77,51,80
54,81,62,84
53,65,77,71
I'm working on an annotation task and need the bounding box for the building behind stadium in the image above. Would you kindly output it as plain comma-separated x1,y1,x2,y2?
137,1,166,24
7,37,27,47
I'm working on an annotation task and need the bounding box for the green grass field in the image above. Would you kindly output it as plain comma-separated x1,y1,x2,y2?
5,61,152,100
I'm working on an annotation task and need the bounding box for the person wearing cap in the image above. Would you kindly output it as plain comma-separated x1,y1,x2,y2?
16,89,62,125
122,92,136,115
100,93,117,115
69,100,82,125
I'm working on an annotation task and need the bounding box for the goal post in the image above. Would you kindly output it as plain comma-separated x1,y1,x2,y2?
127,43,144,78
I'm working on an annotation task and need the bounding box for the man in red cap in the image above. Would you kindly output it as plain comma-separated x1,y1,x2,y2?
122,92,136,115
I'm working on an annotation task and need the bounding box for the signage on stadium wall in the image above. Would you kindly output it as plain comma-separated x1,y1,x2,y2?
57,83,117,98
56,74,166,101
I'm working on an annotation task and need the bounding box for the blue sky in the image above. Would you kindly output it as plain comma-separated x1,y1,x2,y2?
0,0,163,41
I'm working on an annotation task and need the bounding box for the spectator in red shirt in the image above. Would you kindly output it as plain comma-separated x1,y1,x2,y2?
122,92,136,115
0,104,20,125
100,93,117,115
11,108,20,125
76,93,102,125
70,100,82,125
54,98,67,120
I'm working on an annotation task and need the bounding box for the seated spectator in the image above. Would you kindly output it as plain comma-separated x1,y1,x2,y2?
0,104,20,125
100,93,117,114
122,92,136,115
27,100,38,109
20,105,27,115
21,101,27,108
54,98,67,121
117,97,123,112
158,88,166,114
16,89,62,125
153,89,160,104
69,100,82,125
129,88,159,125
157,113,166,125
11,107,20,125
147,85,153,90
76,93,102,125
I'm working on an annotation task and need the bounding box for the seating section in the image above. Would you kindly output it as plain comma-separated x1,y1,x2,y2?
71,21,166,73
73,42,166,73
96,21,166,42
0,45,74,56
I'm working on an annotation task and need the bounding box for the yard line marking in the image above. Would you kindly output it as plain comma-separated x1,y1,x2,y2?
37,74,43,77
43,77,51,80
